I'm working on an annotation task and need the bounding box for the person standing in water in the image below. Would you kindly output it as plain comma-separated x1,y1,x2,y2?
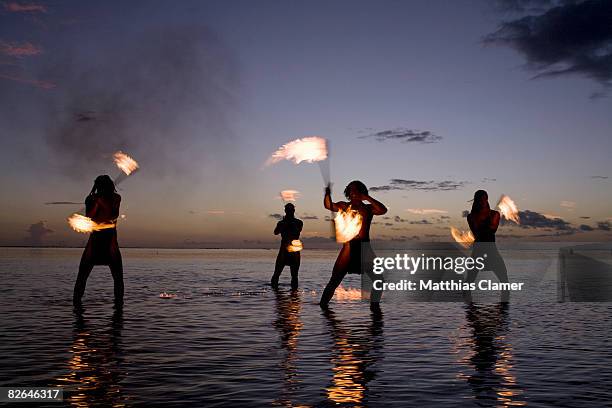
465,189,509,303
271,203,303,291
73,175,124,307
320,181,387,310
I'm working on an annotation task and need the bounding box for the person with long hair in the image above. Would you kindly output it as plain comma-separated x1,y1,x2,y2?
465,190,509,302
320,180,387,310
73,175,123,307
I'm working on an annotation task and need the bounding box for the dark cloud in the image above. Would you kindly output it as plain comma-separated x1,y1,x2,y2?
485,0,612,95
597,221,611,231
481,177,497,182
591,175,609,179
359,128,442,144
301,214,319,220
269,213,283,220
25,221,52,246
579,224,594,231
409,219,433,225
517,210,573,230
579,216,591,219
370,179,468,192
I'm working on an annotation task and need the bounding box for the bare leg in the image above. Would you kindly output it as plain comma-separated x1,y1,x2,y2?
290,260,300,291
110,250,124,306
74,258,94,306
319,244,350,308
271,253,284,290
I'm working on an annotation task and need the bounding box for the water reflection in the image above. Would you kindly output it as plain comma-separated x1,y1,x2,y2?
459,303,525,407
56,306,127,407
323,310,384,407
272,290,303,406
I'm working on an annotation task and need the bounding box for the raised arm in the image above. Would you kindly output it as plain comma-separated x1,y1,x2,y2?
324,184,341,212
364,193,387,215
274,220,283,235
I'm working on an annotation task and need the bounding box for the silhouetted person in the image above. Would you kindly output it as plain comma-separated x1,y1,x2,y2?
271,203,303,291
73,175,123,306
320,181,387,311
465,190,509,303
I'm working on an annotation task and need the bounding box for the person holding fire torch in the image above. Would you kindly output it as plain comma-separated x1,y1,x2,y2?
320,181,387,311
73,175,124,307
271,203,303,291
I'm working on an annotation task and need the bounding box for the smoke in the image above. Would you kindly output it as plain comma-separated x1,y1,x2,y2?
40,21,239,180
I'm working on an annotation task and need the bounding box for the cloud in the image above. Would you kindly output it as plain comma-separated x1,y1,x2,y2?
370,179,468,192
269,213,283,220
518,209,573,230
3,2,47,13
579,224,594,231
301,214,319,220
0,41,42,57
0,73,55,89
591,175,609,179
359,128,442,144
406,208,448,215
44,201,82,205
207,210,225,215
481,177,497,182
597,221,611,231
560,200,576,209
24,221,52,246
409,219,433,225
485,0,612,95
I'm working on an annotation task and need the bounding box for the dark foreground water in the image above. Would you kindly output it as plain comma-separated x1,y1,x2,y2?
1,248,611,407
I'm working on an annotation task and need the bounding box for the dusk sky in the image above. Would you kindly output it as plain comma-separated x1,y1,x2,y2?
1,0,611,247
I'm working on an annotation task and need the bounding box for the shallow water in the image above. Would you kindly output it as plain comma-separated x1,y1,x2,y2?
1,248,611,407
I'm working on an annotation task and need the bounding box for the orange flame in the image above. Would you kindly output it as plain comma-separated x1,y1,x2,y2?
279,190,300,202
67,213,115,233
450,226,475,249
266,136,328,166
287,239,303,252
113,151,139,175
497,194,520,224
334,285,362,301
335,206,362,243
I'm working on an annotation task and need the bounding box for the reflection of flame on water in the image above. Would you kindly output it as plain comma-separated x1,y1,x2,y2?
113,151,139,175
335,206,362,243
266,136,328,166
68,213,116,233
496,194,520,224
287,239,303,252
159,292,177,299
334,285,362,301
451,226,475,249
279,190,300,202
328,335,365,404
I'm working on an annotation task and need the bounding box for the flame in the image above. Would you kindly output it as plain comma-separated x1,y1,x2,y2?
497,194,520,224
334,285,362,301
67,213,116,233
113,151,139,175
334,206,362,243
450,226,475,249
287,239,303,252
279,190,300,202
266,136,328,166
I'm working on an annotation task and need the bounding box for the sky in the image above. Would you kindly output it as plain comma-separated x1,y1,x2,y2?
0,0,611,248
